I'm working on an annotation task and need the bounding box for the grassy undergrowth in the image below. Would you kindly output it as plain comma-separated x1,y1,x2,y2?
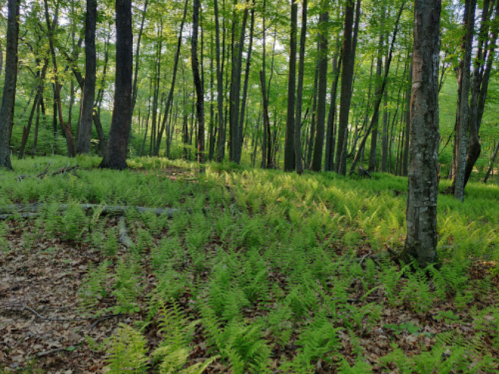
1,156,499,373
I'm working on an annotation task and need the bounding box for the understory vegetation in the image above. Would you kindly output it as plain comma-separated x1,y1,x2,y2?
1,156,499,373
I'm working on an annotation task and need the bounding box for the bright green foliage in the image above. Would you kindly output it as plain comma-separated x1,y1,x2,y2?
106,324,148,374
3,156,499,372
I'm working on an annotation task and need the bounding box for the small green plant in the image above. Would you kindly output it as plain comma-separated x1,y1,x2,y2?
105,324,148,374
79,261,109,311
384,322,420,335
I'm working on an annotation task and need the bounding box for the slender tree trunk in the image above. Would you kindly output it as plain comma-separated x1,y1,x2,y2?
76,0,97,154
306,64,319,168
131,0,149,113
312,4,328,172
464,0,499,188
335,0,357,174
325,35,341,171
453,0,476,201
349,2,405,175
294,0,308,174
32,98,42,157
156,0,189,155
100,0,133,169
376,16,386,171
192,0,205,164
44,0,76,157
215,0,226,162
404,0,441,268
484,138,499,183
239,7,255,155
284,0,298,171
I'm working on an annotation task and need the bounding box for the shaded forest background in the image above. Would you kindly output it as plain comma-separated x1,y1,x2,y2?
0,0,498,181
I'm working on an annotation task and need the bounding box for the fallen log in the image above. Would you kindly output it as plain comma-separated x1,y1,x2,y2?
0,204,179,219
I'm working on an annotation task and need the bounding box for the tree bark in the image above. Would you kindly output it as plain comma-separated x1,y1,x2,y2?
284,0,298,171
192,0,205,164
0,0,20,170
335,0,357,175
294,0,308,174
463,0,499,188
404,0,441,268
76,0,97,154
484,138,499,183
453,0,476,201
312,4,328,172
100,0,133,169
131,0,149,114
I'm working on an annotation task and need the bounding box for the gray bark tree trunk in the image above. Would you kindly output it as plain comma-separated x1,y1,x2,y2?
404,0,441,268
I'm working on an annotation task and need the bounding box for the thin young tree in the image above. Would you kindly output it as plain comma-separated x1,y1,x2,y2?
192,0,205,164
284,0,298,172
312,2,328,172
76,0,97,154
404,0,441,267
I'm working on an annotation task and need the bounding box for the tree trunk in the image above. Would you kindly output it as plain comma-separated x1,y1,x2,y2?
484,138,499,183
335,0,357,175
214,0,226,162
294,0,308,174
463,0,499,189
156,0,188,155
312,4,328,172
239,7,255,157
404,0,441,268
453,0,476,201
192,0,205,164
0,0,19,170
402,63,412,176
100,0,133,169
348,2,405,175
376,16,386,171
131,0,149,114
284,0,298,171
75,0,97,154
44,0,76,157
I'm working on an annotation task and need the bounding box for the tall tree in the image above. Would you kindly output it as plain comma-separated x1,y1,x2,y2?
192,0,205,164
100,0,133,169
335,0,358,175
404,0,441,267
284,0,298,172
294,0,308,174
76,0,97,154
0,0,20,170
463,0,499,188
453,0,476,201
312,2,328,172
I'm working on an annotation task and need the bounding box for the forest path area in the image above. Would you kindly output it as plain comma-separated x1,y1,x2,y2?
1,156,499,373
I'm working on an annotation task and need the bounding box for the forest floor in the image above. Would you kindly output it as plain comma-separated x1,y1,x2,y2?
1,156,499,373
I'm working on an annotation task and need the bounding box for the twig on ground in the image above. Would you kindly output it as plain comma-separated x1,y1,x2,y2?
36,347,77,357
359,249,373,266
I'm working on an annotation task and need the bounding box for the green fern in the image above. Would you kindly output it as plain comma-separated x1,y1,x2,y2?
105,324,148,374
